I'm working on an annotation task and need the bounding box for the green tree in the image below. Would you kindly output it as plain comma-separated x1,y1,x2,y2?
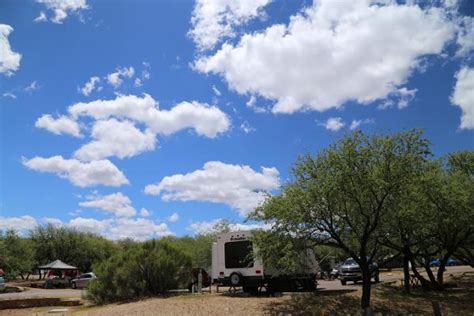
251,130,431,310
86,239,192,303
416,151,474,287
0,230,36,279
30,224,117,273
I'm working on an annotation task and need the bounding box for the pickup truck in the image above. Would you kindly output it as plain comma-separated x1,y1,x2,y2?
339,258,379,285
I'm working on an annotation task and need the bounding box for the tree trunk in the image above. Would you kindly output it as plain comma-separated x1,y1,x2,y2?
403,254,410,293
423,259,443,291
409,257,433,290
360,265,372,309
437,252,453,285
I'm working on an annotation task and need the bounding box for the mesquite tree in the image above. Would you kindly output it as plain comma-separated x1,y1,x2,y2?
252,130,430,310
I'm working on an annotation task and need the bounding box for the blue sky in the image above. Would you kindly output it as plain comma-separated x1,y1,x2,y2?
0,0,473,239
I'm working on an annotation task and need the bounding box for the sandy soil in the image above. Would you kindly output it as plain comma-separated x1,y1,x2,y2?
1,268,473,316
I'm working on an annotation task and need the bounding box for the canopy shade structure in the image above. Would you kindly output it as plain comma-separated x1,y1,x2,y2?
38,259,78,270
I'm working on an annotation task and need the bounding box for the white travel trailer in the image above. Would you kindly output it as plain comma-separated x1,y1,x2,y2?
212,230,319,293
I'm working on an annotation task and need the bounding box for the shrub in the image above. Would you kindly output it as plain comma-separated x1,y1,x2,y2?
86,239,191,303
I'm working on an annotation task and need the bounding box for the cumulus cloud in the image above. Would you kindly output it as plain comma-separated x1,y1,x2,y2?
106,218,173,240
189,0,272,50
35,114,82,137
0,24,22,76
34,94,230,161
24,81,39,92
106,66,135,88
319,117,345,131
349,118,374,130
240,121,256,133
68,94,230,138
167,212,179,222
451,66,474,129
37,216,173,240
79,76,101,96
188,219,270,235
68,217,110,234
455,16,474,57
35,0,89,24
140,208,151,217
195,0,455,113
0,215,37,234
74,119,156,161
79,192,136,217
145,161,280,216
22,155,129,187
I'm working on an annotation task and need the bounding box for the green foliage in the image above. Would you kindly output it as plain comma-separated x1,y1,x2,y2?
251,130,432,308
29,224,118,272
165,234,214,270
86,239,192,304
0,230,35,279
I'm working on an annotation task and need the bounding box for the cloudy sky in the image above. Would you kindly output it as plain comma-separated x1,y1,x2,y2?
0,0,473,240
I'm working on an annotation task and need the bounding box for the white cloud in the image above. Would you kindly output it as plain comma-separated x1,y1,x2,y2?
67,217,173,240
106,66,135,88
24,81,39,92
68,217,110,234
35,0,89,24
34,12,47,22
145,161,280,216
0,215,37,234
35,114,82,137
319,117,345,131
79,192,136,217
0,24,22,76
1,215,173,240
22,155,129,187
188,219,270,235
68,94,230,138
451,66,474,129
74,118,156,160
195,1,455,113
80,76,101,96
2,92,16,99
106,218,173,240
167,212,179,222
246,95,267,113
240,121,256,133
189,0,272,51
212,85,222,96
456,16,474,57
134,78,142,87
349,118,374,130
140,208,151,217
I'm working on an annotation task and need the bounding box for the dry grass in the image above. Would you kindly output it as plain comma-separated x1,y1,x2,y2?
3,273,473,316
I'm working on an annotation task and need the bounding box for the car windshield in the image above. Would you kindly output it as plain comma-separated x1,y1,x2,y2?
344,258,357,265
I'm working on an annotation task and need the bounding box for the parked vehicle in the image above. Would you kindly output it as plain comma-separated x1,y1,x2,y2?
0,277,5,292
212,231,319,294
71,272,97,289
330,263,342,279
429,258,461,267
339,258,379,285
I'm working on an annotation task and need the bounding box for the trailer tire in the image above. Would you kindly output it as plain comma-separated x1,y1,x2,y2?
229,272,243,287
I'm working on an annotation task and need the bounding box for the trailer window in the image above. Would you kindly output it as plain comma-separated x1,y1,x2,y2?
225,241,254,269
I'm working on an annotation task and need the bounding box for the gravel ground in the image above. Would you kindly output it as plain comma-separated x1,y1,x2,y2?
1,266,472,316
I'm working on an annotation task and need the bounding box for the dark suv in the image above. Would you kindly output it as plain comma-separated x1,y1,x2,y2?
339,258,379,285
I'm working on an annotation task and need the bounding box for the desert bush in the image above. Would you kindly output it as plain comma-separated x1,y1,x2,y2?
86,239,191,303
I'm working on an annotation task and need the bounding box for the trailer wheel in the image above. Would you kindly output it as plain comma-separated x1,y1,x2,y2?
229,272,243,287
